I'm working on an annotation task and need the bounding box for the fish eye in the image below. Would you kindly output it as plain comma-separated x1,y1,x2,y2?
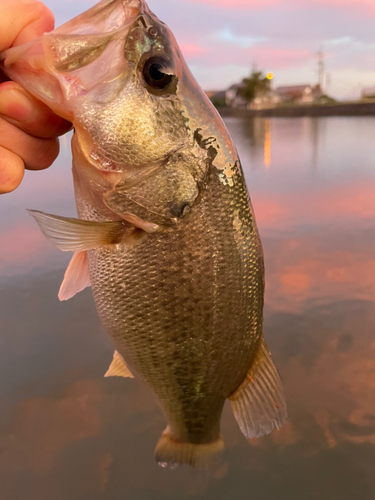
142,57,175,91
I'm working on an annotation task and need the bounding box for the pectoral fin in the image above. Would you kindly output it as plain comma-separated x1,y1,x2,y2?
104,351,134,379
28,210,130,251
229,337,287,439
58,251,91,301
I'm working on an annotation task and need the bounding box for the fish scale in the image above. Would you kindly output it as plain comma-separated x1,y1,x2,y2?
1,0,286,468
85,164,262,444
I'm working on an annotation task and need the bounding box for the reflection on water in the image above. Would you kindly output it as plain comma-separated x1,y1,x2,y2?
264,119,271,169
1,118,375,499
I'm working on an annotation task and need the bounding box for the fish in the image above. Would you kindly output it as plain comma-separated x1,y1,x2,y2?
0,0,287,469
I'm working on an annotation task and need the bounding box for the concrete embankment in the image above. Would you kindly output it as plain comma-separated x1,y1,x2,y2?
218,102,375,118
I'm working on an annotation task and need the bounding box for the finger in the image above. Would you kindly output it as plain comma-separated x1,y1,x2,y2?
0,81,72,139
0,117,60,171
0,0,54,50
0,145,24,194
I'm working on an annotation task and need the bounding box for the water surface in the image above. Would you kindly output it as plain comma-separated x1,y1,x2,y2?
1,117,375,499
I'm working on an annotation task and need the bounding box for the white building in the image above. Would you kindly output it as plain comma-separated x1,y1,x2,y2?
362,87,375,99
251,92,280,110
275,85,322,104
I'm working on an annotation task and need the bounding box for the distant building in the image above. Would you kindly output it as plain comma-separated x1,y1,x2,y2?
275,84,322,104
209,90,226,100
209,90,227,108
225,83,247,108
251,91,279,110
222,81,324,110
362,87,375,99
205,90,221,99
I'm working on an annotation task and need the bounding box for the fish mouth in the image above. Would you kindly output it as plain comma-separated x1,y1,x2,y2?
0,0,150,119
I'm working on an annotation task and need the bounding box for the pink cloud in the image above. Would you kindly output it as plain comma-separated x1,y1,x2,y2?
0,225,48,267
0,380,103,475
188,0,375,15
263,236,375,315
251,46,310,68
188,0,283,8
251,180,375,312
253,181,375,230
179,42,210,58
319,0,375,11
198,44,310,70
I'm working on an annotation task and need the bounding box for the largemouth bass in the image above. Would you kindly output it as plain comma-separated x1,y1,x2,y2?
1,0,286,469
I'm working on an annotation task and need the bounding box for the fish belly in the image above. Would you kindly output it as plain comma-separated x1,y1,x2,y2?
82,169,264,444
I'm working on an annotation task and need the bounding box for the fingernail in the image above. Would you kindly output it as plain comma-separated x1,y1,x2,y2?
0,87,34,122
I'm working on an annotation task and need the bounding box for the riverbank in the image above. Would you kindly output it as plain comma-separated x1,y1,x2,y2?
218,101,375,117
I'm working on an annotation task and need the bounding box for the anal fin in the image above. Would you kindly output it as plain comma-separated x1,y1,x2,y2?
104,351,134,379
58,251,91,301
229,337,287,439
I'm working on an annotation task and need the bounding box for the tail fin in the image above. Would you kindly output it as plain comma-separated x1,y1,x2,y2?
154,427,224,470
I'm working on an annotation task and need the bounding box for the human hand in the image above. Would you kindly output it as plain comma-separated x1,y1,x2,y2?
0,0,72,194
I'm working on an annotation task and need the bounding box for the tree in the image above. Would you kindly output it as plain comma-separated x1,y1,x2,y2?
238,70,271,103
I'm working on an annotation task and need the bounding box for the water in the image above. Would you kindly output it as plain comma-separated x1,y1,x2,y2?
1,117,375,499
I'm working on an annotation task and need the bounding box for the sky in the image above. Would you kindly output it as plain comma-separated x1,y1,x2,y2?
42,0,375,100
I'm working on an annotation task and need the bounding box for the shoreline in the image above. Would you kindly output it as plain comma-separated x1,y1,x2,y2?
218,102,375,118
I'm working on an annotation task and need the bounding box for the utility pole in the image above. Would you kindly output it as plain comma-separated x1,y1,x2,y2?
317,48,325,93
325,72,331,97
